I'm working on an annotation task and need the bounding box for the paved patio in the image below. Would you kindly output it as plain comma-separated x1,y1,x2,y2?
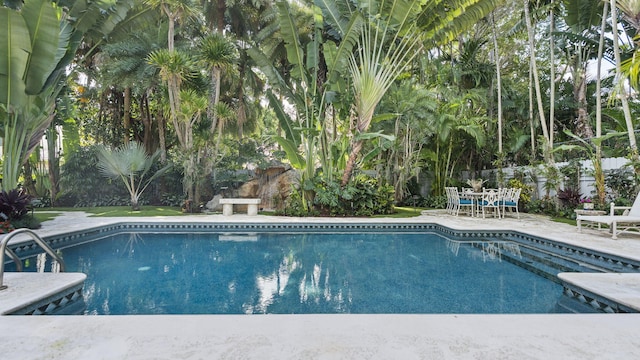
1,211,640,359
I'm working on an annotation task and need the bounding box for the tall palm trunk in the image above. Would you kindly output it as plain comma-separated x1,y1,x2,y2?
549,2,555,147
524,1,551,152
491,13,503,155
123,87,132,144
610,0,640,175
595,2,609,203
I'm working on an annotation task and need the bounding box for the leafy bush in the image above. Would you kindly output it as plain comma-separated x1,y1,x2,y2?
314,175,395,216
605,168,636,205
507,178,533,209
0,188,32,220
400,194,445,209
276,188,319,217
557,188,582,209
525,196,556,215
10,215,41,230
58,145,129,207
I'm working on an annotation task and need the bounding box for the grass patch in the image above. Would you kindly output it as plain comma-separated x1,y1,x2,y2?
33,212,62,223
374,206,426,218
551,216,576,226
37,206,187,217
35,206,427,218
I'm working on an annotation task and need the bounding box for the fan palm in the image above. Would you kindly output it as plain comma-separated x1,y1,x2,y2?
97,142,171,211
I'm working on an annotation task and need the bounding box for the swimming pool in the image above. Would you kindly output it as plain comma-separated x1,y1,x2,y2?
9,222,640,315
58,231,568,314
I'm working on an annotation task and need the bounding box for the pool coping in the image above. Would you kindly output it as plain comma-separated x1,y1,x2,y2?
3,212,640,358
0,272,86,315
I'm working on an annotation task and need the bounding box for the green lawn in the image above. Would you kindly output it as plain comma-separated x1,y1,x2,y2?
35,205,426,219
36,206,187,217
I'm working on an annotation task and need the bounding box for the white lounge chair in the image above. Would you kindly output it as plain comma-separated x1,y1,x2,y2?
577,192,640,239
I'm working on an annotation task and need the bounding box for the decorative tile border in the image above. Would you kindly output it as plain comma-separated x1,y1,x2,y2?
562,284,635,313
8,284,84,315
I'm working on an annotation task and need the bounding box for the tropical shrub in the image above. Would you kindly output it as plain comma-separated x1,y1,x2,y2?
277,188,318,217
0,188,40,231
58,145,129,207
557,188,582,209
0,188,32,220
314,175,395,216
605,168,636,205
507,178,533,210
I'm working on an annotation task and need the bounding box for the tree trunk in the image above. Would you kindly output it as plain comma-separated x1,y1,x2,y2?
491,12,503,155
549,4,555,148
141,93,153,154
341,140,363,187
573,68,594,139
610,0,640,174
158,109,167,163
123,86,131,144
216,0,226,32
208,67,221,134
595,2,608,204
524,0,550,146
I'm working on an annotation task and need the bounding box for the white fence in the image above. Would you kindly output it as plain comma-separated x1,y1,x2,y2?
473,157,632,200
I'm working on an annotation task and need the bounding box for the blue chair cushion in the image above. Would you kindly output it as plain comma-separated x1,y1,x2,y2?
504,201,517,206
459,199,473,204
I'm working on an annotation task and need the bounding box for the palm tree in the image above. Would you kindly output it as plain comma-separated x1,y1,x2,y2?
147,49,195,149
145,0,199,161
340,4,424,186
97,142,170,210
320,0,500,186
199,32,238,135
101,25,166,151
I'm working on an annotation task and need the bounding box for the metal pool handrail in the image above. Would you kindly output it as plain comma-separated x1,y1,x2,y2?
0,228,66,290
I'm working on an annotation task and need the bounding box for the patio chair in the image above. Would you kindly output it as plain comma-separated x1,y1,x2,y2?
501,188,521,219
577,192,640,239
451,187,475,216
479,188,501,218
445,187,455,214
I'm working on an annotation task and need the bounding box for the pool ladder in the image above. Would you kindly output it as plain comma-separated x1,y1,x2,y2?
0,228,66,290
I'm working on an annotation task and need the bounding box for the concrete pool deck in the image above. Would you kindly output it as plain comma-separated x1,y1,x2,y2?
2,211,640,359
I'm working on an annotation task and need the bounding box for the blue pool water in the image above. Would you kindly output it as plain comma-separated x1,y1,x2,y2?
25,230,566,315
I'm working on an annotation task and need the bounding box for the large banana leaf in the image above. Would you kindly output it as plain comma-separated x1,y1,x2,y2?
267,90,301,144
22,0,60,95
276,1,308,85
0,8,30,108
247,47,295,102
419,0,499,47
272,136,306,170
322,13,363,86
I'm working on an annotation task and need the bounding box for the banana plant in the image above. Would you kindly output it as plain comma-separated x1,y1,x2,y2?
248,1,361,210
0,0,136,191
